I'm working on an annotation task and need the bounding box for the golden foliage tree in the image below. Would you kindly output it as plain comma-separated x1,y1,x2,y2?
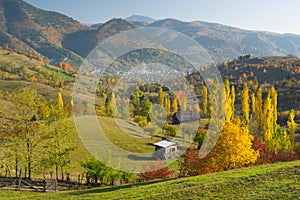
251,93,256,115
263,93,272,149
255,86,263,135
287,109,297,153
58,91,64,110
201,85,208,116
224,80,234,122
165,97,171,115
206,119,259,171
158,87,164,106
270,86,278,135
231,85,235,117
172,96,178,113
241,83,250,124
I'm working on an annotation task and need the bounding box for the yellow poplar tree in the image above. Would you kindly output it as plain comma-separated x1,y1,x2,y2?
165,97,171,115
241,83,250,124
202,85,208,116
270,86,278,135
251,93,256,115
225,80,233,122
58,91,64,110
255,86,263,135
287,109,297,153
158,87,164,106
172,96,178,113
263,93,272,149
231,85,235,117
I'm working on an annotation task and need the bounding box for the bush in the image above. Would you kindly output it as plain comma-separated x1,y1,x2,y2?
133,116,148,127
163,124,178,138
138,160,173,181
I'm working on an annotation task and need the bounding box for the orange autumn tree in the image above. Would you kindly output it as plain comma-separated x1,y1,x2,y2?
205,119,259,172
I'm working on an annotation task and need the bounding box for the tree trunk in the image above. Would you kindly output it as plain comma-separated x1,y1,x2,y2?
94,175,98,184
15,155,18,178
24,167,27,179
56,165,58,181
28,162,31,179
61,167,64,182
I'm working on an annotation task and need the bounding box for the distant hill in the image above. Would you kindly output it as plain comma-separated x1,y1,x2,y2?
125,15,156,23
0,0,88,67
2,0,300,68
148,19,300,61
62,18,135,58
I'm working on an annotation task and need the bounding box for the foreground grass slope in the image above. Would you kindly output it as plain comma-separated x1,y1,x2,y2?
0,160,299,199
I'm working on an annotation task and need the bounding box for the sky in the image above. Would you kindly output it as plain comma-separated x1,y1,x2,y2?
24,0,300,34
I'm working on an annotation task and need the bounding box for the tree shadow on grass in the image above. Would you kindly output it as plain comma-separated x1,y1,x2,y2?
127,154,155,161
68,179,174,196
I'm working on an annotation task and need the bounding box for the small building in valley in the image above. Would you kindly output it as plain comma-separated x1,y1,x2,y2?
152,140,177,160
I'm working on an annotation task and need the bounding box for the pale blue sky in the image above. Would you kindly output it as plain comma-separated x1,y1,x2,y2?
24,0,300,34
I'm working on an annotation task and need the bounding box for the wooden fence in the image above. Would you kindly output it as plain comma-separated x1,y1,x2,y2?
0,178,60,192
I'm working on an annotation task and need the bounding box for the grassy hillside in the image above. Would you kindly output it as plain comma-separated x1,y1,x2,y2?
98,116,158,153
0,47,76,90
0,160,299,199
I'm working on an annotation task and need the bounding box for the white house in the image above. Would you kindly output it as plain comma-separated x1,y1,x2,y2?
152,140,177,160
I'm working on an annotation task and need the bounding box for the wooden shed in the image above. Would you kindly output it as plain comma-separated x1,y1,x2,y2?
152,140,177,160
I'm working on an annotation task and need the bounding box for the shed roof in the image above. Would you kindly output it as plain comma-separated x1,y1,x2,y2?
153,140,176,148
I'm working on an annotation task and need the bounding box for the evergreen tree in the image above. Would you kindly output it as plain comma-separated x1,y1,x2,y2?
105,97,112,116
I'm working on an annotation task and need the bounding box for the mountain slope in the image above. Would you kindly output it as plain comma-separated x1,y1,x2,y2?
0,0,88,67
148,19,300,61
62,18,135,57
2,1,300,66
125,15,156,23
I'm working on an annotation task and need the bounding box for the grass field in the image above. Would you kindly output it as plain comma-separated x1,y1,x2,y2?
98,116,159,153
0,80,72,102
0,115,160,178
0,160,299,199
0,49,47,69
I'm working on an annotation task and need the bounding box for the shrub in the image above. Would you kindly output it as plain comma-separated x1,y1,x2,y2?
138,160,173,181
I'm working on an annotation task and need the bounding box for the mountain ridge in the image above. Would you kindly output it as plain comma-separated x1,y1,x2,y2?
125,15,156,23
1,1,300,66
